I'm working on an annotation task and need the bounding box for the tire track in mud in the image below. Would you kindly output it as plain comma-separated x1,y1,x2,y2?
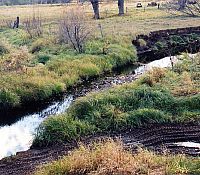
1,124,200,175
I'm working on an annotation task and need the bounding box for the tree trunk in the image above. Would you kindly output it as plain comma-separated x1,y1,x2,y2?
90,0,100,19
118,0,124,15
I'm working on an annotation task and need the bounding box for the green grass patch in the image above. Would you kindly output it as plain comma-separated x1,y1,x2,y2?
33,115,95,147
33,85,200,147
0,34,137,110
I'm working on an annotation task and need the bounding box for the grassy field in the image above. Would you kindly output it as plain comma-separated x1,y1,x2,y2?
1,2,200,35
0,2,200,110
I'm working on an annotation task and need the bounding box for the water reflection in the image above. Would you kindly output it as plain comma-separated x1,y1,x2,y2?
174,142,200,148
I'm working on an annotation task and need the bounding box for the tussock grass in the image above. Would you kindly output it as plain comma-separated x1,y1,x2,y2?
33,115,95,147
30,38,50,53
139,54,200,96
68,86,176,130
0,40,10,55
35,140,200,175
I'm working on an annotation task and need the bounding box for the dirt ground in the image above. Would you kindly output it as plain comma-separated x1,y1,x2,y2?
1,123,200,175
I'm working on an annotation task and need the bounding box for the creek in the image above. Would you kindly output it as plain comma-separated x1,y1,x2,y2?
0,54,193,160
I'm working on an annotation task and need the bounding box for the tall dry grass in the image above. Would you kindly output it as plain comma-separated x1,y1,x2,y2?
35,140,200,175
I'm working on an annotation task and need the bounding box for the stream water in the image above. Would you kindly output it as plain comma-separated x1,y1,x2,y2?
0,54,195,160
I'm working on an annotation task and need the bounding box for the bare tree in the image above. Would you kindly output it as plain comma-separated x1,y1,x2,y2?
165,0,200,16
23,15,43,38
58,7,91,53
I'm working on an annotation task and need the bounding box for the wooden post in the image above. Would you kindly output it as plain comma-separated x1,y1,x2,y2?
16,17,19,28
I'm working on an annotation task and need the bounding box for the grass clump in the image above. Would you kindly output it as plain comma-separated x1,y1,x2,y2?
68,86,177,127
35,140,200,175
127,108,171,127
0,41,10,55
33,115,95,147
179,94,200,111
0,89,20,109
37,54,51,64
0,29,30,46
30,38,50,53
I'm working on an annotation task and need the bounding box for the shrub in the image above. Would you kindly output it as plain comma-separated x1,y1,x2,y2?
58,7,90,53
23,15,43,39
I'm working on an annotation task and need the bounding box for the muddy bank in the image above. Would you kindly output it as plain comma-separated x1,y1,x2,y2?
1,123,200,175
133,26,200,62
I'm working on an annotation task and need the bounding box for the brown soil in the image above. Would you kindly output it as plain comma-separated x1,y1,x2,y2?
1,123,200,175
132,26,200,62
